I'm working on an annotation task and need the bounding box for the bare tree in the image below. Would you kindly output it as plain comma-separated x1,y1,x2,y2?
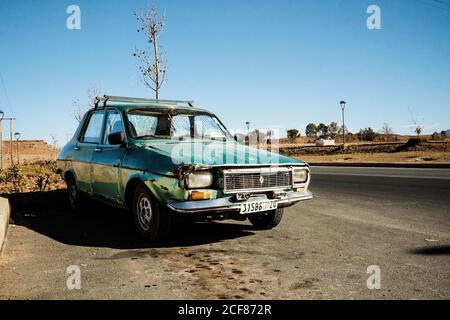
49,134,58,159
72,85,103,123
408,107,424,138
381,123,393,141
133,5,166,100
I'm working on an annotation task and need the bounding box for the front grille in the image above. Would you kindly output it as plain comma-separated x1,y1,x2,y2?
223,169,292,194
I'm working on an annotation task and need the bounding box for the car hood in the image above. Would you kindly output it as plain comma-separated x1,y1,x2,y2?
135,140,304,168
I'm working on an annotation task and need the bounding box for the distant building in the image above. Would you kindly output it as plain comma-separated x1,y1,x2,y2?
316,138,335,146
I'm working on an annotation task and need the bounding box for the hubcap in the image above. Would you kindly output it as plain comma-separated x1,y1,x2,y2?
137,194,153,231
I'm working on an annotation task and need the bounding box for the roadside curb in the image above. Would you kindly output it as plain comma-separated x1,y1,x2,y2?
0,197,11,256
308,162,450,169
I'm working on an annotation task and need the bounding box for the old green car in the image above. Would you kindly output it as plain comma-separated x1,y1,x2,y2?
57,95,313,241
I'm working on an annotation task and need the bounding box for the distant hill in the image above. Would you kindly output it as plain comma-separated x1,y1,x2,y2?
446,129,450,135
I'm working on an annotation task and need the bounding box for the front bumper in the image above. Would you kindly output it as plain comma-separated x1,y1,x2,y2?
166,190,313,214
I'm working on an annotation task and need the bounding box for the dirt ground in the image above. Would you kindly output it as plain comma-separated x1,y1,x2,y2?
1,167,449,300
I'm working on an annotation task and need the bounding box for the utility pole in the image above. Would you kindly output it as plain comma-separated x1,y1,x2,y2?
0,110,4,170
2,117,17,167
340,101,346,147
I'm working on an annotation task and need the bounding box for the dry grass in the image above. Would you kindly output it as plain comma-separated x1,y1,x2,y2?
0,161,64,194
296,151,450,164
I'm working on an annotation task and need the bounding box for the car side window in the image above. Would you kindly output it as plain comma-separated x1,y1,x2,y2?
81,111,105,144
103,110,124,145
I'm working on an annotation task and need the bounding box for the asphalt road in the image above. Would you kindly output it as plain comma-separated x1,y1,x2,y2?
1,167,449,299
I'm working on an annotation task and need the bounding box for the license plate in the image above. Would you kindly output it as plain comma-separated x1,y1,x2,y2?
240,200,278,214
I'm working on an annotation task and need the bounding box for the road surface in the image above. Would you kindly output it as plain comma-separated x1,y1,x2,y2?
1,167,449,299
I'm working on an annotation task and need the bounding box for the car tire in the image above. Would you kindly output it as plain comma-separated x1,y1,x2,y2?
248,208,284,230
65,175,84,213
132,183,172,241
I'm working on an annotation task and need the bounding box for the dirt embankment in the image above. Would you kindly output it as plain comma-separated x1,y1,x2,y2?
1,140,56,167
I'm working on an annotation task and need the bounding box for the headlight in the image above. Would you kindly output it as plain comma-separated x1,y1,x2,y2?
185,171,213,189
293,169,308,184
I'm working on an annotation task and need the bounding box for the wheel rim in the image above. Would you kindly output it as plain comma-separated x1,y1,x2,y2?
137,194,153,231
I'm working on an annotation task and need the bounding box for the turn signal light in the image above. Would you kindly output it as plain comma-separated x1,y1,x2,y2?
190,191,212,201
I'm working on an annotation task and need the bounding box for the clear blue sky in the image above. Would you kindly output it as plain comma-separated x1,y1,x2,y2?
0,0,449,145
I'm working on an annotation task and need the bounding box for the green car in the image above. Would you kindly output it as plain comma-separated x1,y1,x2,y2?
57,95,313,241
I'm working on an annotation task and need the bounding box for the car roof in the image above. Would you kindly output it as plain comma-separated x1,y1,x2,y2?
105,103,212,114
93,95,212,114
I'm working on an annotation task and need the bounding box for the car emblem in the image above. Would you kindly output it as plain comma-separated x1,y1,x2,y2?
259,176,265,184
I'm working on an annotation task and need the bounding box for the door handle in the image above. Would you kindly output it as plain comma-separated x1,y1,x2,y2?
94,148,102,152
74,147,80,151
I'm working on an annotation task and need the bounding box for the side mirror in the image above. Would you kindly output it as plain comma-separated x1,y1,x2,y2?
108,132,125,146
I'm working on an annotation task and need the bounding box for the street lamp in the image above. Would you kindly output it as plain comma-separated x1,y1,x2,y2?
245,122,250,146
0,110,3,169
340,101,346,146
14,132,21,165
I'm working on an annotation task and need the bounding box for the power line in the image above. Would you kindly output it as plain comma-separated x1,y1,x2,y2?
0,71,13,116
430,0,450,6
415,0,450,11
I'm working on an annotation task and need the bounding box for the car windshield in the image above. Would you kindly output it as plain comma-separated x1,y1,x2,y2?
127,109,231,141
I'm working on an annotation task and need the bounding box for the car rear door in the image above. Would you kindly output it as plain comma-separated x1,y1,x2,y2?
90,109,128,201
73,110,105,193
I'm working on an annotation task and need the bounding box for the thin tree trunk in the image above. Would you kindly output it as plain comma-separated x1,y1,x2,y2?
152,30,160,100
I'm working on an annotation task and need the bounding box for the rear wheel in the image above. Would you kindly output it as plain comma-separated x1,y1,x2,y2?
132,183,172,241
248,208,284,230
65,175,85,212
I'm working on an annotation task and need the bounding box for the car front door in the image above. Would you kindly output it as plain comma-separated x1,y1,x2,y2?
90,109,128,201
73,110,105,193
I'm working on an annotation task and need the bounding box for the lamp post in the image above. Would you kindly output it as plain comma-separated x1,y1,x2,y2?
0,110,4,170
14,132,21,165
245,122,250,146
340,101,346,146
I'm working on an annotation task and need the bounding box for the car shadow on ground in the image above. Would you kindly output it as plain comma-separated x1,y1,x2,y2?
7,190,256,249
409,245,450,256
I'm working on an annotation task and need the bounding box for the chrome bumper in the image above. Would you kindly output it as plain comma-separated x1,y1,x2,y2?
166,190,313,214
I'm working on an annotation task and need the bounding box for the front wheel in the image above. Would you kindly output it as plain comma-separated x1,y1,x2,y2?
248,208,284,230
132,183,172,241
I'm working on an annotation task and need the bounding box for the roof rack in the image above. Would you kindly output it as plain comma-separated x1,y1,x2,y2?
94,95,194,109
